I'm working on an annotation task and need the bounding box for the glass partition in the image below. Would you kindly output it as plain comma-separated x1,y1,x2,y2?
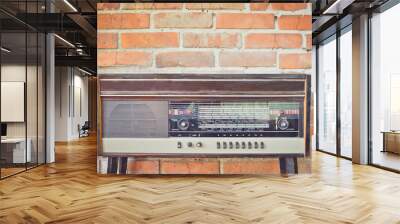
0,1,46,179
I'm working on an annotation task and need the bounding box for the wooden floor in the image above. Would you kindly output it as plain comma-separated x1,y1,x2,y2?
1,136,400,224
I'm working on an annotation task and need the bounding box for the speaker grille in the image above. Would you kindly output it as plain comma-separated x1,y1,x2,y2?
103,101,168,138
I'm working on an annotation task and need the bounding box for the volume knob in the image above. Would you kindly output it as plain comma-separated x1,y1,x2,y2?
277,118,289,130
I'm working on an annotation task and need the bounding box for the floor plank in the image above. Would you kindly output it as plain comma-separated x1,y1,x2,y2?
0,136,400,224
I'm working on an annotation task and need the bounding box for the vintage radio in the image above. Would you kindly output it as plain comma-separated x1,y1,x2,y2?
99,74,311,156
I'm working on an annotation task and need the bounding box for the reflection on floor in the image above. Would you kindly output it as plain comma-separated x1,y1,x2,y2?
0,162,43,179
0,136,400,223
373,150,400,171
0,167,25,178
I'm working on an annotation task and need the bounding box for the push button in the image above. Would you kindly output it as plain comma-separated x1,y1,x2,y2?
254,142,259,149
217,142,221,149
241,142,246,149
177,142,182,149
196,142,202,147
235,142,240,149
229,142,233,149
260,142,265,149
187,142,193,147
248,142,252,149
223,142,227,149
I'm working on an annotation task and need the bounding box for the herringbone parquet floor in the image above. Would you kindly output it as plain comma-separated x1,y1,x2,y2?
1,136,400,224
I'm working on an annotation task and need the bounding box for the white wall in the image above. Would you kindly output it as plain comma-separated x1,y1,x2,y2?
55,67,89,141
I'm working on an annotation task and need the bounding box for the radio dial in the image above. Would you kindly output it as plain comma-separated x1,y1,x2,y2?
178,119,190,131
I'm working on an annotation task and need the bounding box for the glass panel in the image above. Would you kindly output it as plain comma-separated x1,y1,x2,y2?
371,4,400,171
1,27,27,177
318,37,337,154
27,30,38,169
340,29,352,158
38,32,45,165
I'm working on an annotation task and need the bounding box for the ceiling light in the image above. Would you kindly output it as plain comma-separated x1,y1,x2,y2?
54,34,75,48
1,47,11,53
323,0,355,15
78,67,93,76
63,0,78,12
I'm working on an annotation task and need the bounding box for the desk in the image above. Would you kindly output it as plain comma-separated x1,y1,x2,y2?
1,138,31,163
382,131,400,154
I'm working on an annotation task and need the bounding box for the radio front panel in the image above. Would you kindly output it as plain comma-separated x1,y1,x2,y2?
99,74,310,157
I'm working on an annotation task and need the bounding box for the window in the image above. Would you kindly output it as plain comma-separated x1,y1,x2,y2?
370,3,400,171
317,37,337,154
340,28,352,158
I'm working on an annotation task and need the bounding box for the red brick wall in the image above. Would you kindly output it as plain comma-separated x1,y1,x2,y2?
97,3,312,175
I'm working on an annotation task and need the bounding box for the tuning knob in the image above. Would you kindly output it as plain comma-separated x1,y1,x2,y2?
177,119,190,131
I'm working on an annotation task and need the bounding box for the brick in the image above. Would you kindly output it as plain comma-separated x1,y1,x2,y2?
154,13,212,28
121,32,179,48
271,3,308,11
98,51,152,67
97,3,120,10
98,14,149,29
98,33,118,49
245,33,302,49
121,3,183,10
222,159,281,175
278,15,312,30
306,34,312,50
249,3,269,11
297,157,311,174
186,3,244,10
183,33,240,48
156,51,214,67
219,51,276,67
160,159,219,174
127,160,159,174
98,51,116,67
279,53,311,69
216,13,274,29
116,51,152,66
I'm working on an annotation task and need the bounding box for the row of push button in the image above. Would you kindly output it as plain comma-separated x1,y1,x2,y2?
217,141,264,149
